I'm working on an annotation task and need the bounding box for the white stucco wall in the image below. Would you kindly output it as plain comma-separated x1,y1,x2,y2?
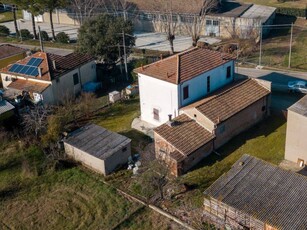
285,110,307,164
179,61,234,107
138,74,179,126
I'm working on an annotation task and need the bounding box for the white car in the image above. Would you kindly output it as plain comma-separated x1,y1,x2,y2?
288,80,307,94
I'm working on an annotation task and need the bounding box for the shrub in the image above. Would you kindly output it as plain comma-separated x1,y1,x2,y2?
37,30,49,41
20,29,34,40
0,25,10,37
56,32,70,43
276,8,307,18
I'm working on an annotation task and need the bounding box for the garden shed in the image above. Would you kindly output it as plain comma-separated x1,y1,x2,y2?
63,124,131,175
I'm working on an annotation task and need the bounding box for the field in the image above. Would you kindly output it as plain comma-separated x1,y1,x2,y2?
0,98,178,230
243,16,307,71
238,0,307,9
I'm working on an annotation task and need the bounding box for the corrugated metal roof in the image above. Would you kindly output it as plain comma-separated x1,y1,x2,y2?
240,4,276,23
0,99,15,115
63,124,131,160
288,95,307,117
204,154,307,230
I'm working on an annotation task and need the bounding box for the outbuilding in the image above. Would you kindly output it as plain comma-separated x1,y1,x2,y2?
63,124,131,176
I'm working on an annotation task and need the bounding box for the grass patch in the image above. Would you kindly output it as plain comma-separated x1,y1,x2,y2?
0,10,22,23
238,0,307,9
180,113,286,190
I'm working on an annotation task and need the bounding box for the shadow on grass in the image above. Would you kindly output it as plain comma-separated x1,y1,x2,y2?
185,113,286,188
119,129,152,151
0,185,21,200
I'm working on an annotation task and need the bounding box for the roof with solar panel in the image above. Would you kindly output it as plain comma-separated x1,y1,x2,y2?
1,51,94,81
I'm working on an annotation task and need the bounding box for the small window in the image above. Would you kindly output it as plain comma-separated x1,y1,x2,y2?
207,76,211,93
213,20,219,26
219,124,225,134
262,106,266,111
226,66,231,78
5,76,10,81
153,108,159,121
206,20,212,25
194,114,197,118
122,147,127,152
73,73,79,85
183,85,189,100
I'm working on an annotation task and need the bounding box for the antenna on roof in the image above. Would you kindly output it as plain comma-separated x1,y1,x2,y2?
38,26,44,52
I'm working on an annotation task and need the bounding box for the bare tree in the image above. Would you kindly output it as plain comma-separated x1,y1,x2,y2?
22,104,52,139
183,0,219,46
101,0,139,21
70,0,104,24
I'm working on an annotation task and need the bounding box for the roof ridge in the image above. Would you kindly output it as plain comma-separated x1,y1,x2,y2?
196,78,252,109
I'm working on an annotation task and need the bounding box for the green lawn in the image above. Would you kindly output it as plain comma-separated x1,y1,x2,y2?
0,10,22,23
180,113,287,190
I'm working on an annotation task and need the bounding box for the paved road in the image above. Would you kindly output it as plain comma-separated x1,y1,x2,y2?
0,43,74,56
237,67,307,85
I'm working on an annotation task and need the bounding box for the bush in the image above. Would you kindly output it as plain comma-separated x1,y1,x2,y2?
20,29,34,40
0,25,10,37
37,30,49,41
56,32,70,43
276,8,307,18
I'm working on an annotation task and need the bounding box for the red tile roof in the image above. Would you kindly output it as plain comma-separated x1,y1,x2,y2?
134,47,234,84
1,52,94,81
7,79,50,93
195,79,270,124
154,114,214,157
0,44,26,60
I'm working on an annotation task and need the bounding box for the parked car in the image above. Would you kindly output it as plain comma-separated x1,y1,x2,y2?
288,80,307,94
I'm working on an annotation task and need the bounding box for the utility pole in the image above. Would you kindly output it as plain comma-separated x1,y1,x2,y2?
38,26,44,52
259,24,262,67
122,30,128,81
118,42,123,76
288,23,293,69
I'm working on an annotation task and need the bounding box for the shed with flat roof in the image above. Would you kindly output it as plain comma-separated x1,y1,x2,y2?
63,124,131,175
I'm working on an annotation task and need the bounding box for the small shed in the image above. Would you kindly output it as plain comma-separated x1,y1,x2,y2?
63,124,131,175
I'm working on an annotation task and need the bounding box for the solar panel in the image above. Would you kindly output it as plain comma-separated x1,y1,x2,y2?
29,68,39,77
27,58,37,66
15,64,24,73
9,64,20,72
19,66,30,74
25,66,36,75
32,58,43,67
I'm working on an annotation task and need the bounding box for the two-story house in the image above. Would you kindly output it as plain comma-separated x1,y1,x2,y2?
0,51,96,104
134,47,235,126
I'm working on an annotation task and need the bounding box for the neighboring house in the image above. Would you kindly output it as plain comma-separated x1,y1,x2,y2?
63,124,131,176
154,78,271,176
203,154,307,230
22,1,275,39
134,47,235,126
0,51,96,104
285,95,307,166
0,44,26,69
0,91,14,122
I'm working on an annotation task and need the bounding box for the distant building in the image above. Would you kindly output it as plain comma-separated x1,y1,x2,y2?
154,78,271,176
0,44,26,69
134,47,236,126
0,51,96,104
204,154,307,230
285,95,307,166
22,1,276,39
64,124,132,176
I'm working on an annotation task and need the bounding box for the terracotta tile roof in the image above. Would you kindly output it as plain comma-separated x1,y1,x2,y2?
154,114,214,156
1,52,94,81
48,53,94,78
195,79,270,124
0,44,26,60
7,79,50,93
134,47,234,84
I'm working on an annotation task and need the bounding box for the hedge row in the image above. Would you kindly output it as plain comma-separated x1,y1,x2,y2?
276,7,307,18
